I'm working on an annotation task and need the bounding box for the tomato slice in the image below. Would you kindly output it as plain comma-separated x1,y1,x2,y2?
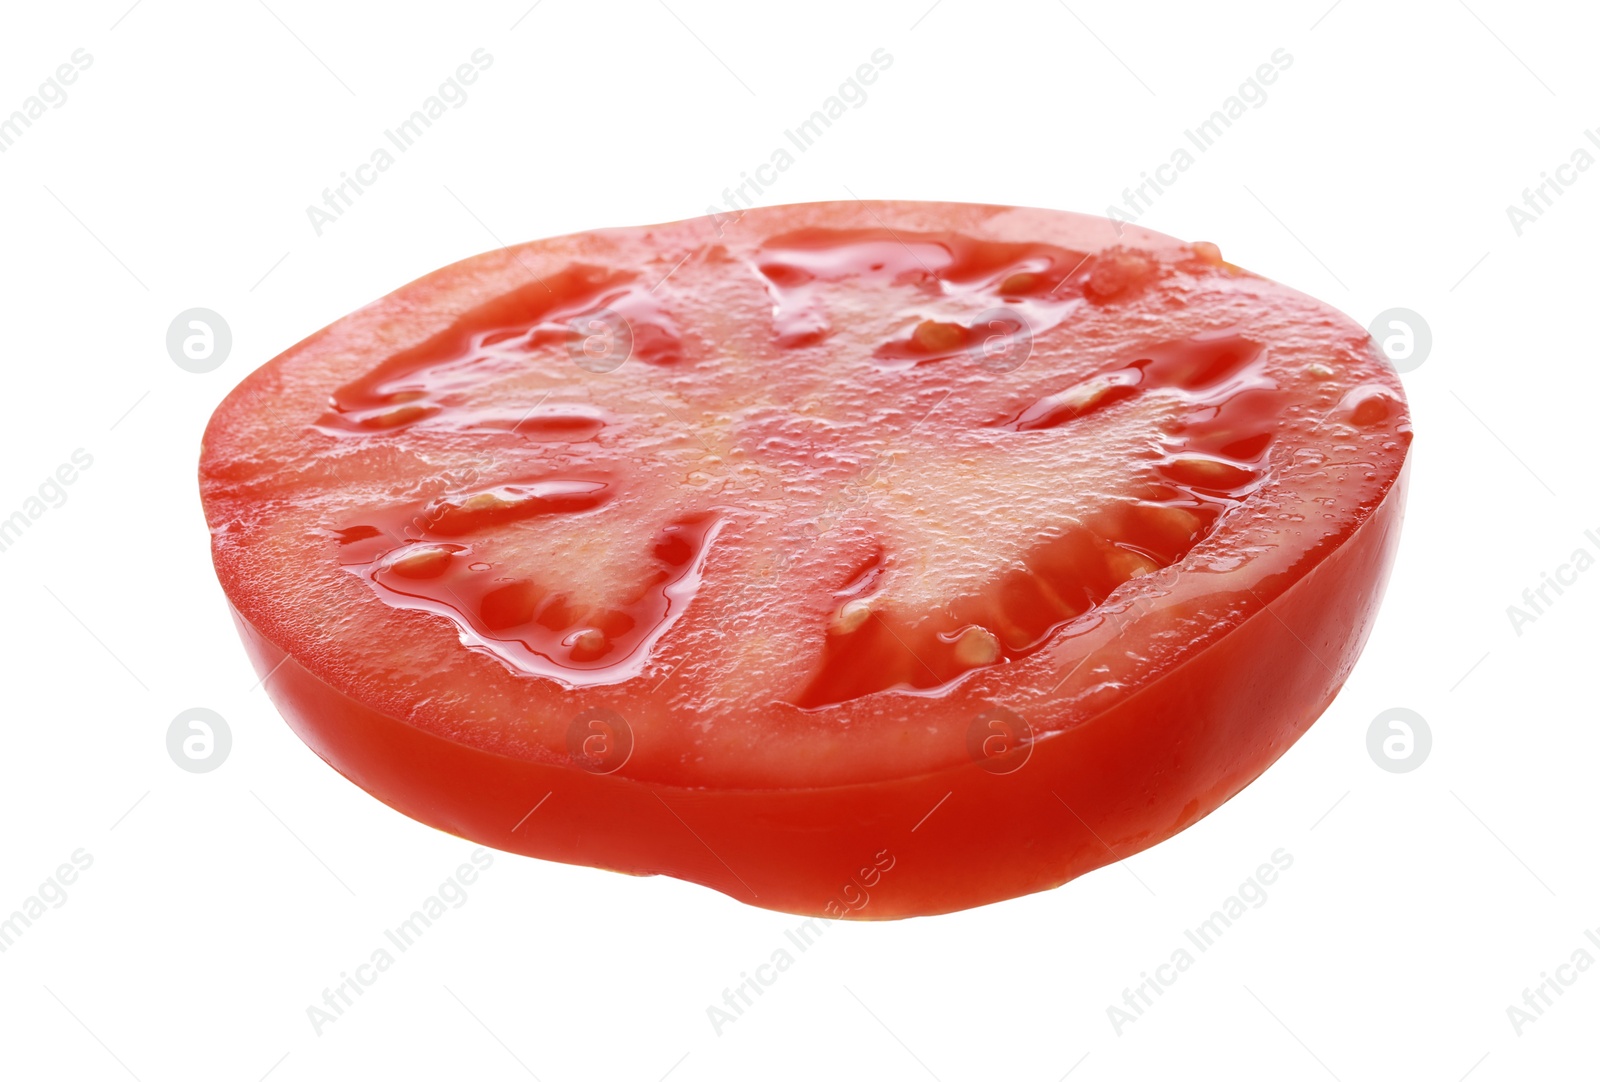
200,201,1410,918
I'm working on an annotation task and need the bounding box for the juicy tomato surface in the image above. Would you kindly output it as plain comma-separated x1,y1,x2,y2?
200,200,1411,919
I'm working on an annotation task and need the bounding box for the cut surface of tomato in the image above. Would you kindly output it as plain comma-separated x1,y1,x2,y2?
200,200,1410,918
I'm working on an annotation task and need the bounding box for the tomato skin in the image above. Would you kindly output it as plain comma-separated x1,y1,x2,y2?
232,461,1406,919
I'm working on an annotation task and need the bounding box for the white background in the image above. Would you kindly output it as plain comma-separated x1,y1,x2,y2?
1,0,1596,1079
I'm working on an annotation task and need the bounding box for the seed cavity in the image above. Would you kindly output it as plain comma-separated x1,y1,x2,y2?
1006,370,1142,430
335,525,382,546
361,403,437,429
424,479,610,537
1084,249,1156,302
794,505,1216,709
951,626,1000,666
833,598,874,635
912,320,968,353
1105,546,1159,580
314,263,684,437
752,228,1087,361
1129,504,1204,552
386,544,457,579
1341,384,1401,428
1161,455,1258,492
347,510,724,686
480,580,544,631
565,627,609,662
997,271,1041,295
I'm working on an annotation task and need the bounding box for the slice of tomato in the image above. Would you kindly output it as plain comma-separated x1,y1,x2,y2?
200,200,1410,918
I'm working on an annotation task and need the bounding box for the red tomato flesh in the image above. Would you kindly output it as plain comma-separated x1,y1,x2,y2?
200,201,1410,918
